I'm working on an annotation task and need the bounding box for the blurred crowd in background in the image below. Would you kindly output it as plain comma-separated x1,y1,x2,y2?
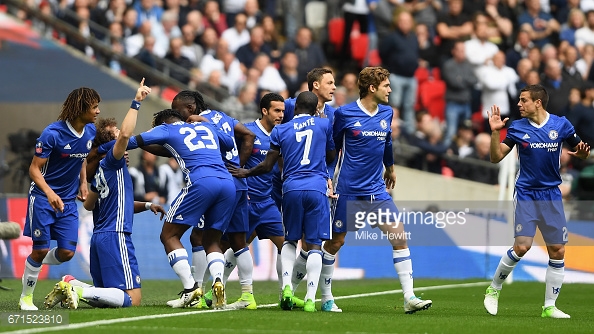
4,0,594,202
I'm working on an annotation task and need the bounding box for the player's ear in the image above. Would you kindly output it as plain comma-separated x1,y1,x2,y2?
370,85,376,93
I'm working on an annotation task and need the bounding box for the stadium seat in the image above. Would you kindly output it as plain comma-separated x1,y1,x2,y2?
305,1,327,31
418,79,446,121
328,18,345,52
367,49,382,66
350,33,369,67
0,5,7,12
161,86,179,103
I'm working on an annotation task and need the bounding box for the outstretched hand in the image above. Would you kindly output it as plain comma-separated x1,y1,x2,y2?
227,163,249,178
135,78,152,102
187,114,210,123
569,141,591,160
487,105,508,132
149,203,167,220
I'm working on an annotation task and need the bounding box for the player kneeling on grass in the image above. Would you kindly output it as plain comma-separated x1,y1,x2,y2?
230,91,336,312
484,85,590,318
44,80,166,309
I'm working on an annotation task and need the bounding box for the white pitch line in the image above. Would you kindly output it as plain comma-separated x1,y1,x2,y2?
6,281,488,334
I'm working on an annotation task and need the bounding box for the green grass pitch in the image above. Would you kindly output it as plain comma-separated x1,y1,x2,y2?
0,278,592,333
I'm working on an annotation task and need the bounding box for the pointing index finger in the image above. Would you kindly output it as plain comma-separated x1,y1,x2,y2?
140,77,145,87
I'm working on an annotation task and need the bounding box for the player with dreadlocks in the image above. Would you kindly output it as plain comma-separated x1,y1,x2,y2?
164,90,257,310
20,87,100,310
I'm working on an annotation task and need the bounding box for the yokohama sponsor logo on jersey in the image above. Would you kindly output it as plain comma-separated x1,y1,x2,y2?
529,142,558,149
361,131,387,137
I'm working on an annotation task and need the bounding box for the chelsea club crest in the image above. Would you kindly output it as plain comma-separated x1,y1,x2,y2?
548,130,558,140
380,119,388,130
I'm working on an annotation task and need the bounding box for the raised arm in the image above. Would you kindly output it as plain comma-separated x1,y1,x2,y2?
488,105,513,163
113,78,151,160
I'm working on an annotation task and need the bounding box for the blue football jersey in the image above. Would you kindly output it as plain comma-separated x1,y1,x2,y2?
137,121,233,183
283,97,337,178
31,121,96,200
271,114,335,194
244,120,275,201
333,100,394,196
505,113,580,189
200,109,247,191
90,148,134,233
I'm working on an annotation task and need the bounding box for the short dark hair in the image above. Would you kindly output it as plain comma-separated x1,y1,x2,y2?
259,92,285,114
152,109,183,127
295,91,318,115
307,68,333,91
521,84,549,109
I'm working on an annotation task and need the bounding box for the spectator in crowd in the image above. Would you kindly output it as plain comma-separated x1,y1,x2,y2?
159,157,185,206
380,10,419,136
407,110,448,174
568,81,594,146
560,8,585,46
202,0,227,36
221,12,250,54
223,0,247,28
279,51,304,98
463,132,499,185
465,12,500,79
236,25,271,70
279,0,304,40
527,45,543,72
100,0,127,28
330,86,348,108
129,151,167,205
261,14,282,61
476,51,519,129
185,10,206,44
200,26,219,56
244,0,263,29
555,0,581,25
252,53,288,97
541,58,574,116
561,45,584,88
446,119,475,178
340,72,359,104
134,0,164,27
125,19,152,57
370,0,398,39
164,37,195,84
436,0,473,66
506,30,534,71
442,41,477,146
518,0,560,48
575,10,594,54
483,0,514,50
576,44,594,79
281,27,327,80
152,10,183,58
121,7,138,38
221,82,260,122
405,0,442,32
338,0,369,67
516,58,534,90
526,69,542,85
180,23,205,67
416,22,439,70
